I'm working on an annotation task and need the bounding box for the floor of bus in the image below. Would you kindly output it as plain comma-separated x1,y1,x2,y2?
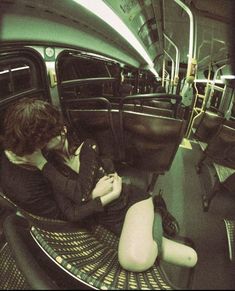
0,139,234,290
156,139,235,290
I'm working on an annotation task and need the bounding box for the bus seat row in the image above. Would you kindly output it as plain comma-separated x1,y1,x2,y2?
0,192,195,290
192,110,225,143
63,95,186,192
193,112,235,211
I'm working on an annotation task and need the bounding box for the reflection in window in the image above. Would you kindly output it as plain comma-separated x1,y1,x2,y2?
60,58,114,81
59,54,120,99
12,64,31,92
0,67,11,97
62,81,116,99
0,63,32,99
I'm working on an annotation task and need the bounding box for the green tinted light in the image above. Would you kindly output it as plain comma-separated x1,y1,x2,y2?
73,0,159,77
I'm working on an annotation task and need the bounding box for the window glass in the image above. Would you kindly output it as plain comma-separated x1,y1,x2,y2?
12,63,32,92
58,53,120,99
60,57,117,81
0,66,11,98
0,61,33,99
61,81,116,99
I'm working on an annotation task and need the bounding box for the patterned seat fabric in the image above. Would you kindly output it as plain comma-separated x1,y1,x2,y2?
224,219,235,261
0,243,29,290
31,224,175,290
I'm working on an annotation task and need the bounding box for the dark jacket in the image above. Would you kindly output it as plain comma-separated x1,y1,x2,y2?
0,141,104,222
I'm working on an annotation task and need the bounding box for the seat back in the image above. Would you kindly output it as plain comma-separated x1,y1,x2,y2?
205,124,235,169
120,103,174,118
193,111,225,143
143,99,173,110
224,119,235,130
121,111,185,173
117,94,185,173
120,93,182,118
64,97,121,161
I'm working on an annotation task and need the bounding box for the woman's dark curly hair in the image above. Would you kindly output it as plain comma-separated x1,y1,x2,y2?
2,97,64,156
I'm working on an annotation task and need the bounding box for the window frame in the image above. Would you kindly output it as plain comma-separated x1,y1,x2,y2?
0,47,50,107
56,49,121,101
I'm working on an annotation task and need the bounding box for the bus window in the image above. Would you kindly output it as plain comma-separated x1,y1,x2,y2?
57,51,119,99
0,62,32,100
0,49,50,137
0,54,48,102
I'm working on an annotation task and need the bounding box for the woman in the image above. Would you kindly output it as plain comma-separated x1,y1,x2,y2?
0,97,197,272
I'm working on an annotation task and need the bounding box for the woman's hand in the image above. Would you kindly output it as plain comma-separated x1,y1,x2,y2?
110,173,122,199
24,150,47,170
91,175,114,199
99,173,122,206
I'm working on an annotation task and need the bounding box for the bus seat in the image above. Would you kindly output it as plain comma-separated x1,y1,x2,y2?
0,242,30,290
122,103,174,117
192,111,225,143
224,119,235,129
121,111,185,192
121,93,182,119
0,194,196,290
0,214,58,290
64,97,121,161
196,124,235,211
197,124,235,170
122,112,185,172
0,188,17,213
143,99,173,110
224,219,235,262
112,102,174,118
118,94,185,193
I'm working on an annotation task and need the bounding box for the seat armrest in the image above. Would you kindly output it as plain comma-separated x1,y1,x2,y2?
3,214,59,290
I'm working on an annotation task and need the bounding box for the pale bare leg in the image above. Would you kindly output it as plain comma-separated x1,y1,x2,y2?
161,237,198,267
118,197,158,272
118,197,198,272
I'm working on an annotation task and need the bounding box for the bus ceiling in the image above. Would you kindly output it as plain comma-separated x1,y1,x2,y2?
0,0,234,79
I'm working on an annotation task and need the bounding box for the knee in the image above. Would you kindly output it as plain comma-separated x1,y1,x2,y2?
118,248,158,272
161,238,198,268
186,248,198,267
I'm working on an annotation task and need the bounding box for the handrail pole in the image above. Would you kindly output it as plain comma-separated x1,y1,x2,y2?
163,33,180,93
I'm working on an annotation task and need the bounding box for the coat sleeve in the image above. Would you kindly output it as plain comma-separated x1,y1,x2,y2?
42,162,104,222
